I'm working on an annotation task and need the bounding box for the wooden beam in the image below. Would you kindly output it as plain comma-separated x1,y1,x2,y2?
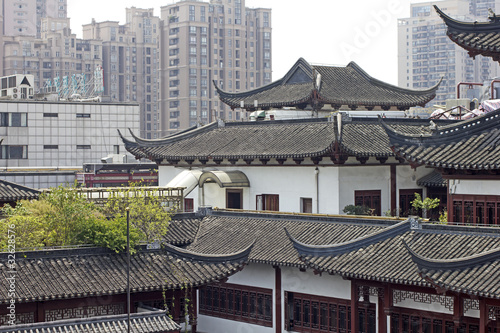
391,165,397,216
274,266,282,333
351,280,359,333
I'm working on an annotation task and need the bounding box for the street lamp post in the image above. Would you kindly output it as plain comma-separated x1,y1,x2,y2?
126,207,131,333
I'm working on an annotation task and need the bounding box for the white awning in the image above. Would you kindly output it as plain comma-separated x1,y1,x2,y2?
166,170,203,196
198,170,250,188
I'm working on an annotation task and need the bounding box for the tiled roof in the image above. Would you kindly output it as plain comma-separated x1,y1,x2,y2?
164,217,201,246
0,245,248,304
121,117,447,164
435,5,500,62
0,179,40,202
181,211,500,298
185,211,391,267
417,170,447,187
382,109,500,170
215,58,439,110
0,311,180,333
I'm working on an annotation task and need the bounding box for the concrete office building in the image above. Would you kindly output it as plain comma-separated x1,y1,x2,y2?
0,99,139,188
82,8,161,139
2,0,67,38
398,0,500,105
160,0,272,134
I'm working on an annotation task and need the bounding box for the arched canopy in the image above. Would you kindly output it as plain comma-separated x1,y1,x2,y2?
199,170,250,188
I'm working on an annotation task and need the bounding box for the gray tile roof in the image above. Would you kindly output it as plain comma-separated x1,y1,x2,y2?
180,211,500,299
435,5,500,62
121,117,446,164
0,180,40,202
0,245,248,304
417,170,447,187
383,109,500,170
0,311,180,333
164,217,200,246
215,58,439,110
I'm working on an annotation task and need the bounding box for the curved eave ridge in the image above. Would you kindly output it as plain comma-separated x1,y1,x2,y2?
163,241,253,263
314,62,439,107
286,220,410,257
404,240,500,271
127,122,219,147
434,5,500,33
382,109,500,147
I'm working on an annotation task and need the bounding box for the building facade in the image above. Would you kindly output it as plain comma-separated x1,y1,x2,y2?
160,0,272,135
0,99,139,188
2,17,103,94
398,0,500,105
2,0,67,38
82,8,161,139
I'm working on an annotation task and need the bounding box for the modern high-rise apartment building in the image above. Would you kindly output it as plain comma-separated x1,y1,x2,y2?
160,0,272,135
398,0,500,105
0,10,4,75
2,17,102,92
83,8,161,139
2,0,67,37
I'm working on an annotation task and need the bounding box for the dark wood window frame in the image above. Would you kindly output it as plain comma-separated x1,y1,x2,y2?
285,291,376,333
355,190,381,216
256,194,279,211
184,198,194,212
199,282,273,327
399,189,423,218
450,194,500,226
226,189,243,209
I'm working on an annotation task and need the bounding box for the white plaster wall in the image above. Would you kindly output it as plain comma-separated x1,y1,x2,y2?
282,267,351,300
159,165,341,213
226,263,275,289
197,263,276,333
450,179,500,196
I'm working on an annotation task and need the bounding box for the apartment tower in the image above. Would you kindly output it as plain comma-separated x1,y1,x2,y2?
398,0,500,105
160,0,272,135
83,8,161,139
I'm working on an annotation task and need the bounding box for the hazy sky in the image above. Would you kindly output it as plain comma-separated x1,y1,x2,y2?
67,0,428,85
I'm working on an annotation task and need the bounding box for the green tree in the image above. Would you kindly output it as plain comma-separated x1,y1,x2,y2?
411,193,440,218
101,183,172,244
0,183,159,252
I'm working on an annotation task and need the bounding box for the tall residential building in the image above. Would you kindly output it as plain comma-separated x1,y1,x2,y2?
2,17,102,91
2,0,67,37
0,10,4,76
160,0,272,135
398,0,500,105
83,8,161,139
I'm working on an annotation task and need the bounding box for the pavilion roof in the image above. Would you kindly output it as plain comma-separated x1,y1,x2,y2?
215,58,440,111
435,5,500,62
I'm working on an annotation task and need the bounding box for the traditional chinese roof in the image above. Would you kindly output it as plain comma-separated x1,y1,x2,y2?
214,58,440,111
435,5,500,62
0,311,180,333
382,108,500,170
163,217,201,246
121,117,448,166
0,179,40,203
0,244,250,304
417,170,447,187
179,210,500,298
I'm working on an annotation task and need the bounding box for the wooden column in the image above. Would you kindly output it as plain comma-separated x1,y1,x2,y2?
190,289,198,333
173,290,182,323
453,293,463,328
36,302,45,323
378,287,387,333
479,298,488,333
351,280,359,333
274,266,282,333
390,165,397,216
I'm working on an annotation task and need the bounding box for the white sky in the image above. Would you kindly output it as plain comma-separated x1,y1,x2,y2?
67,0,430,85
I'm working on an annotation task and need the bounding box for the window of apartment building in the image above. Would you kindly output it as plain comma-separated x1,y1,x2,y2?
199,283,273,327
189,78,197,86
169,28,179,35
169,101,179,108
169,80,179,87
170,70,179,77
170,111,180,118
1,145,27,159
354,190,381,216
190,36,197,44
169,48,179,56
169,38,179,45
189,89,197,97
399,189,423,217
170,122,179,129
169,90,179,97
190,47,197,55
0,113,27,127
76,114,91,118
76,145,91,149
190,57,197,65
43,113,58,118
169,59,179,66
189,5,195,21
43,145,58,150
264,32,270,39
201,37,207,45
256,194,279,211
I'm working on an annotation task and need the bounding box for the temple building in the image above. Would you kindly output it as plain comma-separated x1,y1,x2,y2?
215,58,440,112
435,4,500,62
